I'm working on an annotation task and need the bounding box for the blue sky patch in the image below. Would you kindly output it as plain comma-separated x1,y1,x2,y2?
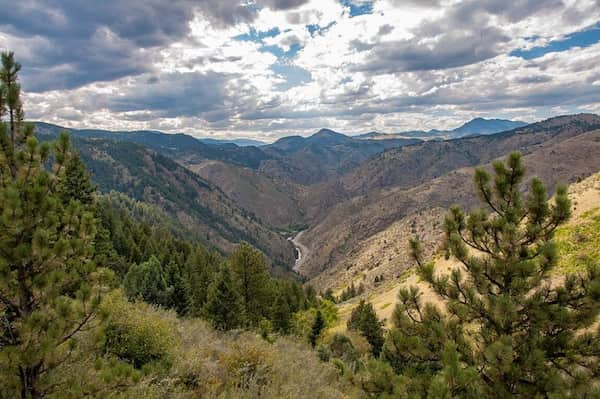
271,63,312,91
306,24,320,36
234,27,281,43
511,22,600,59
341,0,373,17
306,21,337,37
260,42,303,59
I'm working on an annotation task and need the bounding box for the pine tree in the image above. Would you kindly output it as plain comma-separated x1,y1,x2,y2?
384,152,600,398
204,267,244,330
310,310,325,347
165,260,191,315
229,242,271,326
271,292,292,333
322,288,336,303
58,151,96,207
0,52,110,398
347,300,385,357
123,255,172,308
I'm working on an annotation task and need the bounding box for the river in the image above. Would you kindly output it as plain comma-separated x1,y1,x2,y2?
289,230,309,272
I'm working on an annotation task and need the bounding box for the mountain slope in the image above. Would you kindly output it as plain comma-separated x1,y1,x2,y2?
452,117,527,137
259,129,421,185
35,122,421,186
57,135,296,270
34,122,274,169
334,170,600,328
297,118,600,289
199,138,266,146
185,160,305,229
308,114,600,210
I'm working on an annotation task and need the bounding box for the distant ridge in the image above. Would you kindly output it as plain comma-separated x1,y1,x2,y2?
199,138,266,147
33,121,265,148
356,117,528,140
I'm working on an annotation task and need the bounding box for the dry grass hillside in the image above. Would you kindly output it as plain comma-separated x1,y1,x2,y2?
333,170,600,330
299,128,600,290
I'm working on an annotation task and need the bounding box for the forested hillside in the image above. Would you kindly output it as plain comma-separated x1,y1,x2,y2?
35,131,297,272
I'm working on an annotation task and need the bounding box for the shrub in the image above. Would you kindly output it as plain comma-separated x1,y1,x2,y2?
101,291,178,369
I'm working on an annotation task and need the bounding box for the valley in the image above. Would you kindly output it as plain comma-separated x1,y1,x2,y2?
35,113,600,292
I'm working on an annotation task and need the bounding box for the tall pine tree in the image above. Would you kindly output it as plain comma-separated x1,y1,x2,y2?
229,242,271,326
0,52,111,398
203,267,244,331
384,152,600,398
310,310,325,347
347,300,384,357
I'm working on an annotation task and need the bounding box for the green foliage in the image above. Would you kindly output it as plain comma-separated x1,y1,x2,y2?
359,359,407,399
0,51,114,398
230,242,272,326
124,256,173,307
339,282,365,302
325,333,364,372
347,300,385,357
385,152,600,398
322,287,337,302
102,292,177,370
292,299,338,339
204,267,244,330
58,151,96,207
310,310,325,347
271,292,292,333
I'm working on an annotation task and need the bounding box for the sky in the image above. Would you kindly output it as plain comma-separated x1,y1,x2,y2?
0,0,599,142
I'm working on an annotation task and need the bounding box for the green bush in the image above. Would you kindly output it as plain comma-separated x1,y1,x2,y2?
101,292,178,369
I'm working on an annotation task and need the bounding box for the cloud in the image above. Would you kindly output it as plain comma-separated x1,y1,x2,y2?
0,0,310,92
358,27,510,72
5,0,600,140
106,72,233,119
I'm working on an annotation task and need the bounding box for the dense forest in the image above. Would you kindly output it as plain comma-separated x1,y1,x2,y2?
1,52,599,398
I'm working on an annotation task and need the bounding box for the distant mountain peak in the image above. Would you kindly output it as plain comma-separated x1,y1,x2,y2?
313,128,345,137
451,117,528,137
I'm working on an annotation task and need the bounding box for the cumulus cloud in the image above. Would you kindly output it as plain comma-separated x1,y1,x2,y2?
3,0,600,140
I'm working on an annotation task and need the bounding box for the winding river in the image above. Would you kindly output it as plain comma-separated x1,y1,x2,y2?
290,230,309,272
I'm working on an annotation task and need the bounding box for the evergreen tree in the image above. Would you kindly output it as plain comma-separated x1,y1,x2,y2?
165,260,191,315
322,288,336,303
187,253,216,316
310,310,325,347
58,151,96,207
347,300,385,357
204,267,244,330
229,242,271,326
0,52,110,398
271,292,292,333
383,152,600,398
123,255,172,308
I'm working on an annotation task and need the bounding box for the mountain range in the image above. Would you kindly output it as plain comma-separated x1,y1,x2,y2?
356,117,528,140
33,114,600,286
